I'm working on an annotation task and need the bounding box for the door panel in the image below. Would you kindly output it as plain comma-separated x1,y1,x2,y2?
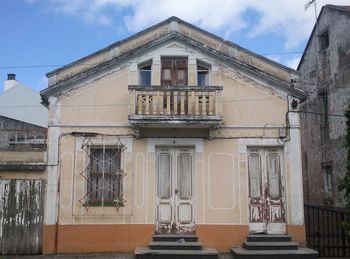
178,153,192,199
158,204,172,224
158,153,171,199
178,203,192,224
156,147,194,234
248,153,263,223
248,147,285,234
267,153,280,198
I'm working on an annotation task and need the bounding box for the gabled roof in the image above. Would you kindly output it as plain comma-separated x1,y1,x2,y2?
42,16,306,102
47,16,295,78
297,4,350,70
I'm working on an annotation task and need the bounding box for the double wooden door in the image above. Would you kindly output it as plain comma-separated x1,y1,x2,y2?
156,147,195,234
161,58,188,86
248,147,286,234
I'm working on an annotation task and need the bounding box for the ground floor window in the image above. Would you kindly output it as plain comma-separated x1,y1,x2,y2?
80,137,127,210
88,147,122,206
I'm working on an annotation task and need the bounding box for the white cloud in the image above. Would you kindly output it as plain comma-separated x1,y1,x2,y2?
123,0,249,34
247,0,350,49
26,0,350,49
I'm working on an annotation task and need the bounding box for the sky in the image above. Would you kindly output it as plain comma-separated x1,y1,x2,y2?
0,0,349,92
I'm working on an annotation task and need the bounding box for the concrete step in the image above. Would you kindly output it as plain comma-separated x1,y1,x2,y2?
149,241,202,250
246,234,292,242
152,234,198,242
243,241,298,250
231,247,318,259
135,247,218,259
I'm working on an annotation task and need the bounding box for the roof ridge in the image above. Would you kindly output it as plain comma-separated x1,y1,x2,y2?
47,16,296,78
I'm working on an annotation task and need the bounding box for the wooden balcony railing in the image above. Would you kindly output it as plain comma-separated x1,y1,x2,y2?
128,85,223,127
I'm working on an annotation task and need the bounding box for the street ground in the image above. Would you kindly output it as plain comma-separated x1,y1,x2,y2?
1,254,234,259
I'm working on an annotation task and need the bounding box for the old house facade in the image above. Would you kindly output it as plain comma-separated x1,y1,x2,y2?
0,74,48,254
298,5,350,207
41,17,308,254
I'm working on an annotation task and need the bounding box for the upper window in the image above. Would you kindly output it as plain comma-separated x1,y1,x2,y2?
88,147,122,206
319,89,329,144
319,30,329,51
197,63,209,86
139,63,152,86
324,165,333,200
161,58,188,86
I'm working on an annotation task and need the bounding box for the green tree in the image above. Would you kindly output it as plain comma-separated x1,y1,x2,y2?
339,104,350,235
339,104,350,207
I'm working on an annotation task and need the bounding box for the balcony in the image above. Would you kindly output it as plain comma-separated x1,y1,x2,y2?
128,85,223,128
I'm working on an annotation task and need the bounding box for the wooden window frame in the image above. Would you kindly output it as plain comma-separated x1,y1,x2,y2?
161,57,188,86
139,61,152,86
197,62,210,87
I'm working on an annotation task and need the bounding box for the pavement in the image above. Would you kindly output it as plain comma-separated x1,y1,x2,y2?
1,254,235,259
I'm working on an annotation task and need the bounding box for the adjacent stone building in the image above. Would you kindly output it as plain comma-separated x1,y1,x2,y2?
298,5,350,207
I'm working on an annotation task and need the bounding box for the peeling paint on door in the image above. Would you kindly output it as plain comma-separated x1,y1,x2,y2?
0,180,44,255
156,147,195,234
248,147,286,234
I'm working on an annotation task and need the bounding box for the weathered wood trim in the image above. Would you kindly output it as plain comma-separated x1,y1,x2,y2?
0,162,46,171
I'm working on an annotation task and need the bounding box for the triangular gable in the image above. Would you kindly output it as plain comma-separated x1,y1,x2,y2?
42,16,305,102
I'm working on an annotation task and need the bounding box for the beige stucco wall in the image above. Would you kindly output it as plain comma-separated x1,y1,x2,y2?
52,41,287,127
56,136,250,225
49,41,293,227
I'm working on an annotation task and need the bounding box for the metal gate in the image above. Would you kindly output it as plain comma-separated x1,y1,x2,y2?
0,180,44,255
305,204,350,257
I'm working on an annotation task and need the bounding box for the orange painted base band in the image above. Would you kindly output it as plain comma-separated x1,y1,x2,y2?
42,224,306,254
43,225,57,254
43,224,154,254
287,224,306,246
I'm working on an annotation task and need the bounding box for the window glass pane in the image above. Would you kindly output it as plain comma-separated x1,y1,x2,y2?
324,166,332,196
177,70,185,81
139,64,151,86
158,153,171,199
178,153,192,199
163,69,172,80
88,148,121,205
248,153,261,198
140,70,151,86
267,154,280,198
197,72,208,86
176,69,187,86
197,64,209,86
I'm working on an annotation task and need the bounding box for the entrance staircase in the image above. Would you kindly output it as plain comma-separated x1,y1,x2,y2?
135,234,218,259
231,234,318,259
